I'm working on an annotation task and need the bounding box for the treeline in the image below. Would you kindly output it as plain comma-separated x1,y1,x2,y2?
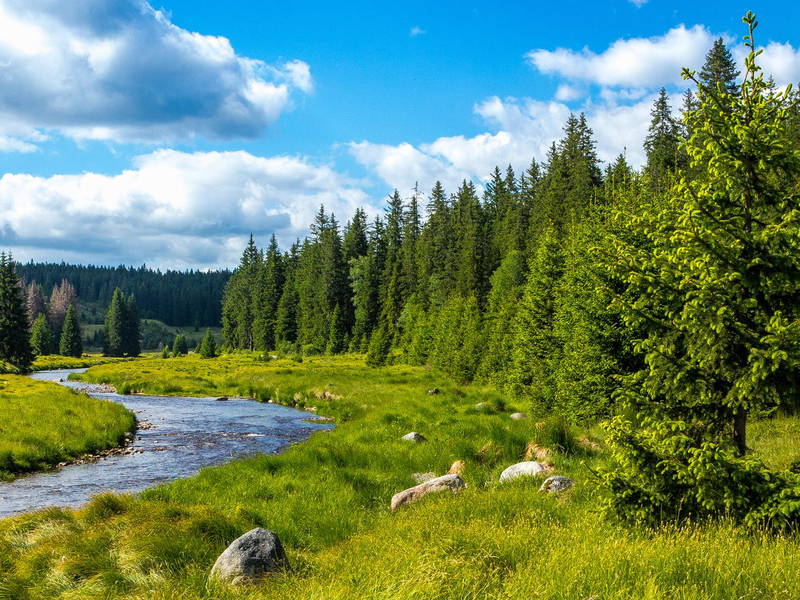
17,263,229,327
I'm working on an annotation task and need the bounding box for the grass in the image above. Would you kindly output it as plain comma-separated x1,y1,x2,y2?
31,354,137,372
0,354,798,599
0,376,136,480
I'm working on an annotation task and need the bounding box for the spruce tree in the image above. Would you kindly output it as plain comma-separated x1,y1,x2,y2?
326,304,346,354
699,37,740,95
198,329,218,358
122,294,141,357
59,304,83,358
0,253,33,371
172,333,189,356
26,282,47,323
643,88,680,191
30,313,54,356
103,288,126,357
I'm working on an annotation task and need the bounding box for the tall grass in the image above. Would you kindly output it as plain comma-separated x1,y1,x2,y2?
31,354,136,372
0,375,135,480
1,354,798,599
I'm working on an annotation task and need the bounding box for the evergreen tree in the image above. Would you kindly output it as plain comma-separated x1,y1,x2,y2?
643,88,681,191
418,181,453,306
47,278,77,336
25,282,47,324
58,304,83,358
103,288,126,357
366,323,391,367
30,313,54,356
699,37,740,95
222,235,260,349
198,329,218,358
603,15,800,527
172,333,189,356
122,294,141,357
326,304,346,354
275,243,300,347
253,235,284,351
0,253,33,371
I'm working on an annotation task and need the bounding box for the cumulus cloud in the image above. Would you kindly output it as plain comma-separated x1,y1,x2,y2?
629,0,649,7
0,150,367,268
527,25,714,88
410,26,426,37
0,0,311,148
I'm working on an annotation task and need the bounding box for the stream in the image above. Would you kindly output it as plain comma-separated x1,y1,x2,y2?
0,368,332,518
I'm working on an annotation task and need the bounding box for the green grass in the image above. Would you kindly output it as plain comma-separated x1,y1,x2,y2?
1,354,799,599
0,376,136,480
31,354,137,372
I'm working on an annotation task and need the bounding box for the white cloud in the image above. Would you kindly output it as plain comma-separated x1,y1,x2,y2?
0,150,368,269
0,0,312,148
629,0,649,7
527,24,714,88
410,26,426,37
554,84,584,101
732,41,800,87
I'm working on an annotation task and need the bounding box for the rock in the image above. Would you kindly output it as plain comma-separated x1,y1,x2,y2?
401,431,427,443
540,475,574,493
447,460,466,476
391,474,465,512
210,528,289,585
510,412,529,420
216,396,228,402
499,461,546,482
474,402,491,411
412,472,437,483
426,388,440,395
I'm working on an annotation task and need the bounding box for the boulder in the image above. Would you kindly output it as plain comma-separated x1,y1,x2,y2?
540,475,574,493
210,528,289,585
412,472,437,483
215,396,228,402
499,461,546,482
401,431,427,443
510,412,528,420
391,474,465,512
475,402,489,410
426,388,440,395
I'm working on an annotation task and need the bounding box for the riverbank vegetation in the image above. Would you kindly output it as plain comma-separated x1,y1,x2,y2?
30,354,136,372
0,353,798,599
0,375,135,481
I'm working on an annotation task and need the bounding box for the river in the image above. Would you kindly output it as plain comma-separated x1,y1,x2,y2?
0,368,332,518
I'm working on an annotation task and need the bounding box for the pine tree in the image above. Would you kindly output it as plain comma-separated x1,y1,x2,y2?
507,225,565,413
198,329,218,358
253,235,284,351
103,288,126,357
59,304,83,358
366,323,390,367
326,304,346,354
122,294,141,357
0,253,33,371
603,15,800,526
30,313,54,356
643,88,680,191
172,333,189,356
418,181,453,306
699,37,740,95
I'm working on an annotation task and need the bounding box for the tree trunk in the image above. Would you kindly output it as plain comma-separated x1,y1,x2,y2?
733,408,747,456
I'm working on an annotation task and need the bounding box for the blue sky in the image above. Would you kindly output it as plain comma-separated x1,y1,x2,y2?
0,0,798,268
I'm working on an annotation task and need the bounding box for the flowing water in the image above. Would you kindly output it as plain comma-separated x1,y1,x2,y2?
0,369,331,518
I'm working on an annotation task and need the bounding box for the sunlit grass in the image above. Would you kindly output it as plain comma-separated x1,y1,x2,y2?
31,354,136,372
0,375,135,480
1,354,798,599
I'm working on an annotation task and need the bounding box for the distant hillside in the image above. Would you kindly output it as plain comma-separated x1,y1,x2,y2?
17,262,230,327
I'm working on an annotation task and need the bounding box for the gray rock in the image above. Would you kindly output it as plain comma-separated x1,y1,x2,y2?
539,475,574,493
391,473,465,512
427,388,440,395
475,402,490,411
401,431,427,443
210,528,289,585
499,461,546,482
412,472,437,483
509,412,528,420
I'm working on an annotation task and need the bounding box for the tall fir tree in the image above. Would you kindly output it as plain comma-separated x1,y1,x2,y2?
0,253,33,371
59,304,83,358
30,313,54,356
699,37,740,95
643,88,681,192
103,287,126,357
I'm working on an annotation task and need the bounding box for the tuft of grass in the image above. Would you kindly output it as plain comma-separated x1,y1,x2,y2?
0,375,135,480
1,354,799,599
31,354,136,372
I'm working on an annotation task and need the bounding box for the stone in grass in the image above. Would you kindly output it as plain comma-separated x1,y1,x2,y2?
210,528,289,585
402,431,427,443
540,475,574,493
427,388,440,395
509,412,529,420
499,461,546,482
391,474,466,512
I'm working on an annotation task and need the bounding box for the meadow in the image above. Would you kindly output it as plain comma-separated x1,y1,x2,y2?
30,354,136,372
0,354,798,599
0,375,135,481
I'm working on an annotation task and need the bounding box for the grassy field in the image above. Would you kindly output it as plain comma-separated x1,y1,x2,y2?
0,376,136,481
0,354,798,599
31,354,137,372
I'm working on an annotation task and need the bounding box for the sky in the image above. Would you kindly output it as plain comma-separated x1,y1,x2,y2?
0,0,799,269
